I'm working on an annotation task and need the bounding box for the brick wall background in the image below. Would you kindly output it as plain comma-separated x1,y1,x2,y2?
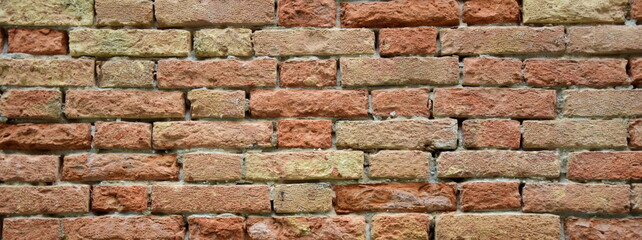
0,0,641,239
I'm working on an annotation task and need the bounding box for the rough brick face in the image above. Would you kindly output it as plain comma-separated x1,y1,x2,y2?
246,216,366,240
69,29,191,57
189,217,246,240
279,60,337,88
633,184,642,212
368,150,430,179
0,154,59,182
91,185,148,212
436,214,561,240
194,29,253,57
0,89,62,119
524,59,629,87
157,59,277,88
7,28,67,55
334,183,457,213
155,0,274,28
188,89,246,119
245,151,364,180
437,150,560,178
0,0,94,26
372,214,430,240
460,182,521,211
633,0,642,20
277,119,332,149
372,88,430,117
153,121,273,149
250,89,368,118
568,26,642,54
0,185,89,214
151,185,270,213
95,0,153,27
94,121,152,150
563,90,642,118
463,57,522,86
0,123,91,150
523,183,630,214
440,27,565,55
336,119,458,150
523,0,627,24
379,28,437,56
462,119,521,149
253,29,374,56
62,153,179,181
273,184,333,213
65,90,185,119
97,60,155,88
631,58,642,86
182,153,242,182
341,57,459,86
463,0,520,24
278,0,336,27
433,88,557,119
523,120,629,149
0,59,94,87
2,218,61,240
340,0,459,28
565,218,642,240
567,152,642,180
631,119,642,150
62,216,185,240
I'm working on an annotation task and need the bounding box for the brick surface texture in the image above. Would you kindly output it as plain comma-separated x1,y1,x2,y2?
0,1,640,239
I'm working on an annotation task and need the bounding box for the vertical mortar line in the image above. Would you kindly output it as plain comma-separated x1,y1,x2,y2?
336,0,342,28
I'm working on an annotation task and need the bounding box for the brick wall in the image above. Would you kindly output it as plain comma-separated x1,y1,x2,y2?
0,0,641,239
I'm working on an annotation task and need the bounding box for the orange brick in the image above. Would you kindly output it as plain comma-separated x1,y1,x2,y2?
279,60,337,88
372,88,430,117
278,0,336,27
63,153,179,181
189,217,245,240
151,185,270,213
0,123,91,150
63,216,185,239
157,59,277,88
463,119,521,149
631,119,642,150
334,183,456,213
92,185,148,212
0,185,89,215
0,154,59,182
463,0,520,24
463,57,522,86
94,121,152,150
567,152,642,180
524,59,629,87
341,0,458,28
250,89,368,118
2,218,61,240
461,182,521,211
277,120,332,149
8,28,67,55
379,28,437,56
0,89,62,119
65,90,185,119
182,152,242,182
247,216,366,239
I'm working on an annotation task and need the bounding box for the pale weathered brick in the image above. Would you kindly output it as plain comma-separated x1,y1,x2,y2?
523,183,630,214
0,123,91,150
437,150,560,178
0,59,94,87
277,120,332,149
188,89,246,119
372,214,431,240
336,119,458,150
95,0,153,27
7,28,68,55
523,0,627,24
433,88,557,119
69,29,190,57
97,60,155,88
461,182,521,211
631,119,642,150
372,88,431,117
334,183,457,213
189,217,245,240
62,153,179,181
247,216,366,240
563,90,642,117
633,184,642,212
194,29,253,57
341,57,459,86
62,216,185,240
379,28,438,56
441,27,565,55
182,152,242,182
2,218,61,240
0,154,59,182
0,0,94,26
245,151,364,180
568,152,642,180
565,218,642,240
368,151,430,179
249,89,368,118
631,58,642,86
463,57,522,86
273,184,333,213
463,0,521,25
153,121,273,149
340,0,459,28
91,185,148,212
279,59,337,88
0,89,62,119
65,90,185,119
0,185,89,215
436,214,561,240
157,59,277,88
462,119,521,149
524,59,629,87
568,26,642,54
152,185,270,213
278,0,336,27
94,121,152,150
253,29,374,56
523,120,628,149
155,0,274,28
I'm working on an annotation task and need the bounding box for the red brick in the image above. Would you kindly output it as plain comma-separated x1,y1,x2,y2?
463,0,520,24
0,123,91,150
633,0,642,20
0,59,94,87
97,60,155,88
278,0,336,27
461,182,521,211
189,217,245,240
65,90,185,119
436,214,561,240
441,27,565,55
95,0,153,26
524,59,629,87
7,28,67,55
279,60,336,88
153,121,273,149
565,218,642,240
341,57,459,86
567,152,642,181
333,182,457,213
437,150,560,178
379,28,437,56
62,216,185,240
0,89,62,119
0,185,89,215
568,26,642,54
340,0,459,28
631,119,642,150
523,183,630,214
245,151,363,181
246,216,366,240
433,88,557,119
563,90,642,118
463,57,522,86
62,153,179,181
633,184,642,212
2,218,61,240
188,89,246,119
182,152,242,182
94,121,152,150
630,58,642,86
336,119,458,150
151,185,270,213
157,59,277,88
91,185,148,212
250,89,368,118
523,120,628,149
0,154,58,182
253,29,374,56
463,119,521,149
155,0,274,27
277,120,332,149
372,214,430,240
372,88,430,117
369,150,430,179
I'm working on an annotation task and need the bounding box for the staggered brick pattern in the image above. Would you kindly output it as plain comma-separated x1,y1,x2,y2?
1,0,641,239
